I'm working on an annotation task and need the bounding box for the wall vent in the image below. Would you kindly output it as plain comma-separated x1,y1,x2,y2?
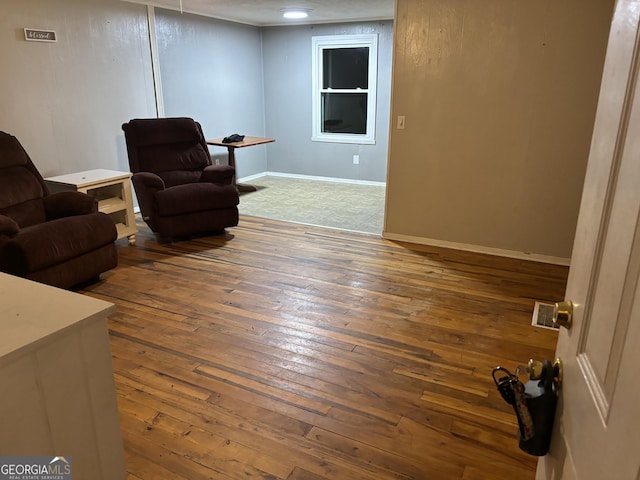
531,302,559,330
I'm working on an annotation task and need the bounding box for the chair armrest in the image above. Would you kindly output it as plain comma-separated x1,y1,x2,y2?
200,165,234,185
0,215,19,237
132,172,165,190
44,191,97,220
131,172,165,224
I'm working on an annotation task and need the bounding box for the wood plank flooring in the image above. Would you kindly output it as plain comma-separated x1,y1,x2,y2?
80,215,568,480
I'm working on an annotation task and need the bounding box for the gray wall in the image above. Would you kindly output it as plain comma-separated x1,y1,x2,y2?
154,9,268,176
0,0,156,177
261,22,393,183
1,2,391,184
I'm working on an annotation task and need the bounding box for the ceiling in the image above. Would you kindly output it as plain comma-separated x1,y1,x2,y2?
122,0,395,27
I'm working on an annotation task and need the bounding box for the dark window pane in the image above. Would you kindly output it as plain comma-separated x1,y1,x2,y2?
322,93,367,134
323,47,369,89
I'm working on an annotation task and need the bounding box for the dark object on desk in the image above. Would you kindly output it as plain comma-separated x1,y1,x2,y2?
122,117,239,240
222,134,245,143
0,131,118,289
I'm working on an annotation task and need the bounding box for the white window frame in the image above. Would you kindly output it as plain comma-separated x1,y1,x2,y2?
311,34,378,145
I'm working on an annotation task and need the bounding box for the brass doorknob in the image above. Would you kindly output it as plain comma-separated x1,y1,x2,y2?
528,358,544,380
553,301,573,329
553,358,563,388
527,358,563,387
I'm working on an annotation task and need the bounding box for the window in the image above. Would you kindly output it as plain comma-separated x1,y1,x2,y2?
312,34,378,144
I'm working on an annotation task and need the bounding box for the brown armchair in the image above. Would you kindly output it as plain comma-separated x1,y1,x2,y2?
0,131,118,289
121,117,239,239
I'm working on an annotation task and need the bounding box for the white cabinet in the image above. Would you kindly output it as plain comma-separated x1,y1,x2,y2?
0,273,126,479
46,169,137,245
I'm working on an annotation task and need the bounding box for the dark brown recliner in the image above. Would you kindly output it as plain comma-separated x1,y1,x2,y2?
121,117,239,239
0,131,118,289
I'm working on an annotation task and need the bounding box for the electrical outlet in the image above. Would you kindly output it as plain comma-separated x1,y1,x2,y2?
397,116,406,129
353,154,360,165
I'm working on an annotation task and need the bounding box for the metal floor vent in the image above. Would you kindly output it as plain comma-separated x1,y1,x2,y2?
532,302,559,330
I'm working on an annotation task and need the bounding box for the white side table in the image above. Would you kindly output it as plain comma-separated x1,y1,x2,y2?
45,169,137,245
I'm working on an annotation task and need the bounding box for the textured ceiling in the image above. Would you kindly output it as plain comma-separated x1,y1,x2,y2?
122,0,395,26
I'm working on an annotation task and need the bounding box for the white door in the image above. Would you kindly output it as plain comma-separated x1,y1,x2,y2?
536,1,640,479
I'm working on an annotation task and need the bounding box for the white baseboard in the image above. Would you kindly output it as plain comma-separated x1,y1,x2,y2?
238,171,386,187
231,172,570,266
381,231,571,266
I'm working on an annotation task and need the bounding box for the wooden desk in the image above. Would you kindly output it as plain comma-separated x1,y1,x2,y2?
207,136,275,192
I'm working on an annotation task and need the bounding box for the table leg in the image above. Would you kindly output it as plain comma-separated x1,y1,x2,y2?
227,146,257,193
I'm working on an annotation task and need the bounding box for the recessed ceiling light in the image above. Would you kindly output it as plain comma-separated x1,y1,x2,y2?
282,9,309,19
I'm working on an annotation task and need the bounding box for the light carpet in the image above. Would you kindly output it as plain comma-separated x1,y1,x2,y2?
237,175,385,235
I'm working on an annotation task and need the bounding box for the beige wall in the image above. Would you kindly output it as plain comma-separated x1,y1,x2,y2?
384,0,614,262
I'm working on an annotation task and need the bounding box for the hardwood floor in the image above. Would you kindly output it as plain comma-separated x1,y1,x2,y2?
81,215,568,480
